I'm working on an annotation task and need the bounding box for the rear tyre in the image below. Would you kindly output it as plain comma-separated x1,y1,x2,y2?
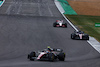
58,53,65,61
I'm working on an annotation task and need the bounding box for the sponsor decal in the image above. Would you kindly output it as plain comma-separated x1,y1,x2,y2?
95,23,100,27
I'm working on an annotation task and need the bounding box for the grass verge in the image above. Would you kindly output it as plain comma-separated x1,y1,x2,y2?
66,15,100,42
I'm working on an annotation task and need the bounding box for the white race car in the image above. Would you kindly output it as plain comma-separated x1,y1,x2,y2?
71,31,89,40
27,48,65,62
53,20,67,28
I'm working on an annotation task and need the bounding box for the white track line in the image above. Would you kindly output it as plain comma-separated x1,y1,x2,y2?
54,0,100,53
38,3,42,16
17,2,22,14
6,4,12,15
47,3,53,17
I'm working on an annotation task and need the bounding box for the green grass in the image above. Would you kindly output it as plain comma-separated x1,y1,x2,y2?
66,15,100,42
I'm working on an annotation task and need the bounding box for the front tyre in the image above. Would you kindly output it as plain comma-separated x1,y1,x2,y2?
64,23,67,28
58,53,65,61
53,23,56,27
86,36,89,40
28,51,36,61
71,34,75,39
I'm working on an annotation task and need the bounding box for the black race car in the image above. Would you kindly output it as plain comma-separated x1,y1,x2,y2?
27,48,65,62
71,31,89,40
53,20,67,28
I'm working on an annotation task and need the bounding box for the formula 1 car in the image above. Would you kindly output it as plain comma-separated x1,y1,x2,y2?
27,48,65,62
71,31,89,40
53,20,67,28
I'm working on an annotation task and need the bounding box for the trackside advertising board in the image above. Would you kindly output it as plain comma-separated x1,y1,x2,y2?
95,23,100,27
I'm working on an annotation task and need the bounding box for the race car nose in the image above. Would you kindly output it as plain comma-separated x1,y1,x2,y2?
59,23,62,26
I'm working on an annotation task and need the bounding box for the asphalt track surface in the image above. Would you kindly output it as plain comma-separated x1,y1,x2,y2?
0,0,100,67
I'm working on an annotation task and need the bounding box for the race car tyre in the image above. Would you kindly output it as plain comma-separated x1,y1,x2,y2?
87,37,89,40
86,36,89,40
64,23,67,28
53,23,56,27
83,35,89,40
48,53,55,62
28,51,36,61
71,34,75,39
58,52,65,61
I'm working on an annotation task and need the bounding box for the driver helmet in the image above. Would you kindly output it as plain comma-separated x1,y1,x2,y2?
47,46,52,52
78,31,82,34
